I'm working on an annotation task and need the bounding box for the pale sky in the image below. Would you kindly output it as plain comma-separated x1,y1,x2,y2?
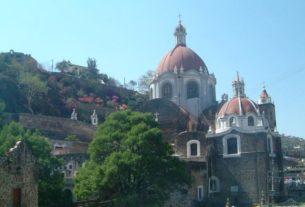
1,0,305,138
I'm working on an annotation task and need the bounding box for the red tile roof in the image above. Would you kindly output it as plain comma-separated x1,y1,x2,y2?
156,45,208,74
218,97,258,117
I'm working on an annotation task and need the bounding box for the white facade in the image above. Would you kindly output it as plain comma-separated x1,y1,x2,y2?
150,69,216,117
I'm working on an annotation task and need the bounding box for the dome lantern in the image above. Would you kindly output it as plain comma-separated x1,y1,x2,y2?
174,19,187,46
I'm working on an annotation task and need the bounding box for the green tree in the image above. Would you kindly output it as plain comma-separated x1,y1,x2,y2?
0,98,5,127
87,57,98,78
0,122,71,207
138,70,154,95
74,110,190,206
19,72,48,114
56,60,71,73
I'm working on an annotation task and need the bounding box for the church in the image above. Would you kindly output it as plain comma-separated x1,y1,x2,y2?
140,20,284,207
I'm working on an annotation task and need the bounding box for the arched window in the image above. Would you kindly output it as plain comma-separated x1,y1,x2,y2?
248,116,254,126
267,135,275,156
223,135,241,158
162,82,172,99
197,185,204,201
229,117,236,127
187,81,199,99
187,140,200,158
209,176,220,193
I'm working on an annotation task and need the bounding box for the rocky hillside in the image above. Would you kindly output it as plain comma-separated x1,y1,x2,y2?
0,51,146,123
281,134,305,158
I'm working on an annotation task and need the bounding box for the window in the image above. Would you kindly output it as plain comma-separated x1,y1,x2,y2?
187,81,199,99
187,140,200,158
229,117,236,127
267,135,275,156
162,82,172,99
190,143,198,156
248,116,254,126
227,138,237,154
209,176,220,193
197,185,204,201
223,135,241,158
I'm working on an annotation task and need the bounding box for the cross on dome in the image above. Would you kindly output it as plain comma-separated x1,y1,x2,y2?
174,15,187,46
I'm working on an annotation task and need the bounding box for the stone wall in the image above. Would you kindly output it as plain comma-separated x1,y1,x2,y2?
209,131,283,206
0,141,38,207
18,113,96,142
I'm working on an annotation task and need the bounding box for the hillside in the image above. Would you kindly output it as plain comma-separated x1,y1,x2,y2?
1,50,304,159
281,134,305,158
0,51,146,123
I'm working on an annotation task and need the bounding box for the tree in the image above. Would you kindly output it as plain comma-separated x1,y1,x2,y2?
56,60,71,73
128,80,137,90
138,70,154,95
0,122,71,207
74,110,190,206
19,72,48,114
87,57,98,78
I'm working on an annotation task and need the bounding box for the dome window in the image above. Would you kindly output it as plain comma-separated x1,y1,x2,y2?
162,82,172,99
187,81,199,99
248,116,255,126
229,117,236,127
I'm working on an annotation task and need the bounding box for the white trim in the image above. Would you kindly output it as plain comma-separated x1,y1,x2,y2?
197,185,204,201
267,135,276,157
187,140,200,158
228,115,237,127
222,134,241,158
209,176,220,193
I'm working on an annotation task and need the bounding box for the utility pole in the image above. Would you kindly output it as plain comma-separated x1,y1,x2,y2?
51,59,54,72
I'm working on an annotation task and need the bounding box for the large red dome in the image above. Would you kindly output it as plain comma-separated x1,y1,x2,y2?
156,45,208,75
218,97,258,117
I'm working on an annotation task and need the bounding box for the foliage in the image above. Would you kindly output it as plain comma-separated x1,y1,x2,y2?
281,134,305,158
55,60,71,72
19,72,48,114
0,99,5,127
127,80,137,90
65,134,80,141
0,122,71,207
0,51,142,119
87,57,98,78
0,99,6,112
138,70,154,95
74,110,190,206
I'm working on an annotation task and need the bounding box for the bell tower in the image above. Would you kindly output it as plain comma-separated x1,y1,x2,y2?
258,85,277,131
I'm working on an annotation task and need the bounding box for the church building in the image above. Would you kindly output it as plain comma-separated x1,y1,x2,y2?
142,20,284,207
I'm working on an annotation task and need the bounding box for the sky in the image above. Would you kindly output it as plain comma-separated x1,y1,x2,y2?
1,0,305,138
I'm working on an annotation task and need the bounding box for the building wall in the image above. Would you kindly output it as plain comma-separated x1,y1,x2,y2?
0,142,38,207
208,131,283,206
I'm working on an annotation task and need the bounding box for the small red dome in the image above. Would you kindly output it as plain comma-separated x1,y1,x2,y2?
156,45,208,75
218,97,258,117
